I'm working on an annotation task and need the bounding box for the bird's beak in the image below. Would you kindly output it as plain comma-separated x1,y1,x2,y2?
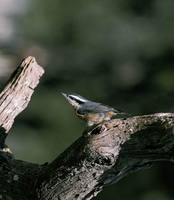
61,92,79,109
61,92,68,99
61,92,71,103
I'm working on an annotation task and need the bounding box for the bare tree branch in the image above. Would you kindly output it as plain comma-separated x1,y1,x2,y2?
0,56,44,134
35,113,174,200
0,57,173,200
0,56,44,149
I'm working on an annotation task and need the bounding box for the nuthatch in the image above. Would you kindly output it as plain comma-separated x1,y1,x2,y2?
62,93,127,126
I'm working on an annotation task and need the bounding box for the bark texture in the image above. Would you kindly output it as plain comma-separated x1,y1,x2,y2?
0,56,44,133
35,113,174,200
0,57,173,200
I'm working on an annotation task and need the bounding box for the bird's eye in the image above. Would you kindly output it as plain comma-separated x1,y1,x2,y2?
69,96,74,100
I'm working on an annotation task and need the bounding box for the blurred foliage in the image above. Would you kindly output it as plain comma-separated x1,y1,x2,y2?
1,0,174,199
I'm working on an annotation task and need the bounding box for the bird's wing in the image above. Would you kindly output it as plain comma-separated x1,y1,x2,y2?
79,102,117,114
79,101,130,117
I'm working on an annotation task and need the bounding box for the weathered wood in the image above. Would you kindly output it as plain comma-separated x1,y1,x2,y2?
0,56,44,200
35,113,174,200
0,57,173,200
0,56,44,133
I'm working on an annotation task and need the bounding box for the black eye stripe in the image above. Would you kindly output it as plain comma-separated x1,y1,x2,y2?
69,96,84,104
75,99,84,104
69,96,74,100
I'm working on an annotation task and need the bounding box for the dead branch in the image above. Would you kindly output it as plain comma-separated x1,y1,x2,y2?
35,113,174,200
0,56,44,134
0,57,173,200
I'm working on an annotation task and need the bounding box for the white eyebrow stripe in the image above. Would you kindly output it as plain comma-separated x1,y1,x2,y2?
69,95,87,102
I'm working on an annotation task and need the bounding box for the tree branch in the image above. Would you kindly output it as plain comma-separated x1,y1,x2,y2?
0,56,44,148
0,56,44,200
0,57,173,200
0,56,44,133
35,113,174,200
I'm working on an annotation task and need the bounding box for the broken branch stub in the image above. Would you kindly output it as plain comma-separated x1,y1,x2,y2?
0,56,44,133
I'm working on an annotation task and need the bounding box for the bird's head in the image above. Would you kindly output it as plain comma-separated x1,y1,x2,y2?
61,93,88,109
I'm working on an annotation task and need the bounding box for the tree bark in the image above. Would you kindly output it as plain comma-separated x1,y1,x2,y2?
0,57,173,200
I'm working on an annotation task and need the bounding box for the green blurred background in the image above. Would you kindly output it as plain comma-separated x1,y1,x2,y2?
1,0,174,199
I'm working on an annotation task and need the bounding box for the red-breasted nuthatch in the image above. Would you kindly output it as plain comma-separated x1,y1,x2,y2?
62,93,127,126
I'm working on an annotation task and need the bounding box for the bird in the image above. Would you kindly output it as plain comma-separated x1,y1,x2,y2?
62,93,128,127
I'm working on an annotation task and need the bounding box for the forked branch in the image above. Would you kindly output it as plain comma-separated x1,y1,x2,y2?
0,57,173,200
